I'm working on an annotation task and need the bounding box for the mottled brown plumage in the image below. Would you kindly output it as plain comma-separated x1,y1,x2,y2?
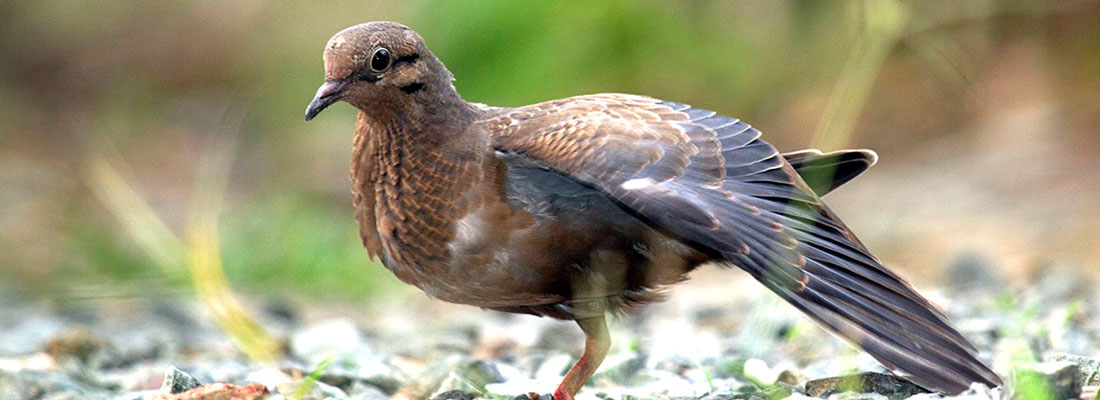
305,21,1001,399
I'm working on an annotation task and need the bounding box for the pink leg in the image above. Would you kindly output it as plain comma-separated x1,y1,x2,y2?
553,317,610,400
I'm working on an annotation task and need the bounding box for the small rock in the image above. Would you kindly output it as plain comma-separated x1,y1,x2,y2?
398,357,503,400
429,389,476,400
510,394,551,400
277,378,348,400
451,359,502,390
1045,352,1100,385
775,370,800,386
804,372,927,400
1013,361,1081,400
431,372,484,398
151,383,269,400
161,367,203,394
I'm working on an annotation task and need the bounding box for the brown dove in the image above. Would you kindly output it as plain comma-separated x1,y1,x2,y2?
304,21,1001,400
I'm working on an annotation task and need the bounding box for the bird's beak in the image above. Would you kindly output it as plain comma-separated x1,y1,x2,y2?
305,80,349,121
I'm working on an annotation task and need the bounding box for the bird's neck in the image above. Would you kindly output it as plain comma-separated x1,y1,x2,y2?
354,90,483,172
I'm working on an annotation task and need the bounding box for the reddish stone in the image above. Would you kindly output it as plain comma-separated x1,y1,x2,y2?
152,383,269,400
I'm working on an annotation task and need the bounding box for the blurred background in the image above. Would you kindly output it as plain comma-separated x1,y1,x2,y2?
2,0,1099,349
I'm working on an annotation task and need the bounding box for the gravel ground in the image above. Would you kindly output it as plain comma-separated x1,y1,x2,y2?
1,259,1097,400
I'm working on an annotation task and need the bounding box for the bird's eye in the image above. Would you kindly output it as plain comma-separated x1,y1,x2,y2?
370,48,391,72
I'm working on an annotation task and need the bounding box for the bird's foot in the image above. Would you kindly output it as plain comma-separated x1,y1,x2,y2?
552,388,572,400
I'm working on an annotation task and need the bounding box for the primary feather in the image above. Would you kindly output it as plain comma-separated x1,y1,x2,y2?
483,94,1001,393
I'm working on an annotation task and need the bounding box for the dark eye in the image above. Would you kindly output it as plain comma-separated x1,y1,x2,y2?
370,48,391,72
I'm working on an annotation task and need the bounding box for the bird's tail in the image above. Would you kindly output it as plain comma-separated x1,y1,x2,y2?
781,149,878,197
739,203,1003,394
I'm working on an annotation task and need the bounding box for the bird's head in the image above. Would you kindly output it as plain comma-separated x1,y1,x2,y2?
305,21,454,121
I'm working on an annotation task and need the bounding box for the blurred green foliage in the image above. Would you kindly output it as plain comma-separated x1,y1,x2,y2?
1,0,1098,304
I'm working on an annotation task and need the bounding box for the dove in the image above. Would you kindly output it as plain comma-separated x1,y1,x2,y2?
305,21,1000,399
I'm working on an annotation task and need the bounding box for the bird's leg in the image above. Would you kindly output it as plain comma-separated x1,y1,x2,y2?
553,316,610,400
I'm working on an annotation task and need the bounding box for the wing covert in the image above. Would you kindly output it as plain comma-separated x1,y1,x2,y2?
482,94,1000,394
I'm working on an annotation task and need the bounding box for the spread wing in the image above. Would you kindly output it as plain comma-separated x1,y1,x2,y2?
482,94,1000,394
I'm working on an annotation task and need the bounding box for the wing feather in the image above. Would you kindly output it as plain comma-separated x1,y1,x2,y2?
483,94,1000,394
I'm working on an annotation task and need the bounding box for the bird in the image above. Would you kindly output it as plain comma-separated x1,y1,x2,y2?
304,21,1001,400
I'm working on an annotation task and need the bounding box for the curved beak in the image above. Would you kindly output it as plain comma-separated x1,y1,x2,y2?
304,80,349,121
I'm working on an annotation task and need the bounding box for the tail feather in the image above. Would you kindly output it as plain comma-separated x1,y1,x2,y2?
782,149,878,196
721,180,1002,393
771,273,1001,393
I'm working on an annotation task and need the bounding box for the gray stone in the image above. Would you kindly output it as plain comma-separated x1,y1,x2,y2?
1012,361,1081,400
431,372,484,398
402,357,503,400
430,389,477,400
425,359,506,398
511,394,551,400
1045,352,1100,386
450,358,503,391
349,359,405,393
804,372,927,400
160,366,202,394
